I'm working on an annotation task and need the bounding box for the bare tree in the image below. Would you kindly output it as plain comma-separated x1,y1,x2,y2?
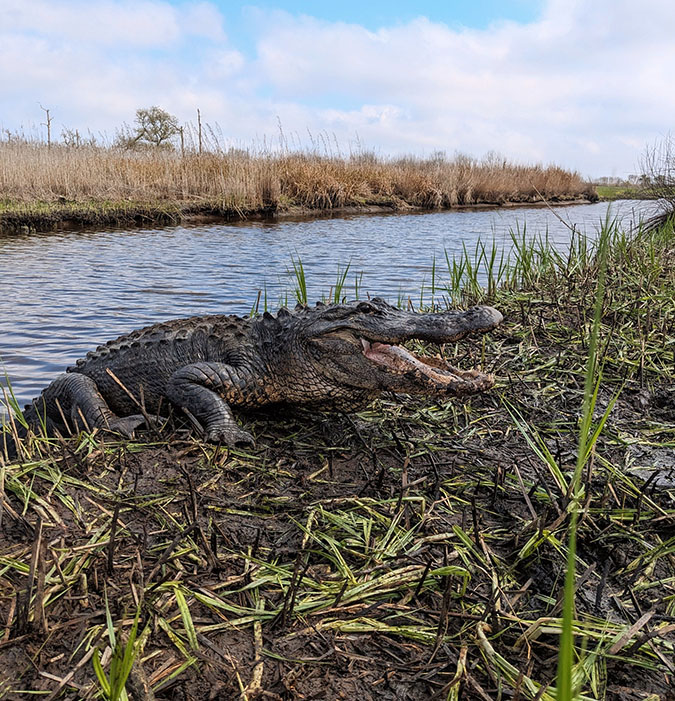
40,104,52,148
197,108,203,155
61,127,97,148
640,134,675,211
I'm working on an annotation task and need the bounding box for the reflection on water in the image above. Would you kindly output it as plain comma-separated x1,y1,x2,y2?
0,200,658,406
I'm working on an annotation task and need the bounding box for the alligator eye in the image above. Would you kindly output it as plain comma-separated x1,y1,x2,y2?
356,301,378,314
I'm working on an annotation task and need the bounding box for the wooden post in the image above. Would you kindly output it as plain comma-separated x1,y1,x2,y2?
197,108,202,155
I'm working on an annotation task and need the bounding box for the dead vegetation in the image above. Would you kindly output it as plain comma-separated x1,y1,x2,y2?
0,142,596,232
1,218,673,700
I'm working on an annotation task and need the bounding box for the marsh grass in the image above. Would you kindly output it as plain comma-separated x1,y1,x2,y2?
0,216,673,699
330,261,352,304
92,595,145,701
503,223,616,699
0,140,596,232
556,227,612,700
289,256,308,305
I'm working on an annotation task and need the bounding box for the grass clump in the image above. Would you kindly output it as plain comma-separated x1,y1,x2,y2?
0,217,673,699
92,596,146,701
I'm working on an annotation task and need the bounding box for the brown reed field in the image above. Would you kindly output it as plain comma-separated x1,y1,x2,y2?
0,140,596,231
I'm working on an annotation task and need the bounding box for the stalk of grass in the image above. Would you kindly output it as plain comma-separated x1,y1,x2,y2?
481,235,506,298
444,248,467,304
332,261,351,303
1,374,28,430
289,255,307,305
353,270,363,299
419,276,426,309
556,219,611,701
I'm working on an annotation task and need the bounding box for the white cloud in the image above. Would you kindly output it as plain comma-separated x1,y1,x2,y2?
246,2,675,174
0,0,673,175
205,49,246,79
181,2,227,42
0,0,233,136
2,0,182,47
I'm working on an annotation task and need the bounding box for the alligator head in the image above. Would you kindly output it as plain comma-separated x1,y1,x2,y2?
275,298,503,400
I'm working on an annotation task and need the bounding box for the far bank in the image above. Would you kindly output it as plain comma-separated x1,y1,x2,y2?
1,142,597,233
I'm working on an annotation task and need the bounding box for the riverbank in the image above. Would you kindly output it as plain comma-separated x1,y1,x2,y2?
0,142,597,233
0,195,601,234
1,217,673,699
595,183,655,201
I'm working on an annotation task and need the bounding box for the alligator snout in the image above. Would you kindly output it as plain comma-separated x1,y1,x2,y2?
398,304,503,343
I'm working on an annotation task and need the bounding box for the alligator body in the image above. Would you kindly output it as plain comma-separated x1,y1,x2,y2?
17,298,503,447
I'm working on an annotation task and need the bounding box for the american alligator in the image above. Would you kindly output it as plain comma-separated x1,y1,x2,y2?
13,298,503,448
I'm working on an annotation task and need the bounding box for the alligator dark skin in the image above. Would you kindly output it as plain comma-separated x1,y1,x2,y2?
15,298,503,447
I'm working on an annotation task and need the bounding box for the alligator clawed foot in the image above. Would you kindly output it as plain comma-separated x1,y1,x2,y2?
105,414,146,438
206,426,255,448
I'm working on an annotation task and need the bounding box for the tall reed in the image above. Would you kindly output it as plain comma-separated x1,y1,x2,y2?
557,221,612,700
0,140,595,214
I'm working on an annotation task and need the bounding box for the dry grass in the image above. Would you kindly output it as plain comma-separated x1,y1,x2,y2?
0,142,596,231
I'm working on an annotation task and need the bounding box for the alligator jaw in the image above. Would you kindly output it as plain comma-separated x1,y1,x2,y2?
360,338,495,392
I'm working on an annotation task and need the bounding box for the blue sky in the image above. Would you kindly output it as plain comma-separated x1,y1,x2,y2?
200,1,542,71
218,1,541,35
1,0,673,177
239,0,538,28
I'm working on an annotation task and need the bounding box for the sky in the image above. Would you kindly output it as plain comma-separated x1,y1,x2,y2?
1,0,673,178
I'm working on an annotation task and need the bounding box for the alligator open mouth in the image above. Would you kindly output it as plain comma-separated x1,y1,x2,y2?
360,338,494,389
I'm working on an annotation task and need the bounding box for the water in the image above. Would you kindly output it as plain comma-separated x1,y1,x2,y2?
0,200,659,407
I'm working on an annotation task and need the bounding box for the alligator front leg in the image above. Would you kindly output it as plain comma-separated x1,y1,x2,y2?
166,362,256,446
30,373,145,437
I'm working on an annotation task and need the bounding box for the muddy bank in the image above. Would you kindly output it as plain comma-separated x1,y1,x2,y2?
0,195,598,235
